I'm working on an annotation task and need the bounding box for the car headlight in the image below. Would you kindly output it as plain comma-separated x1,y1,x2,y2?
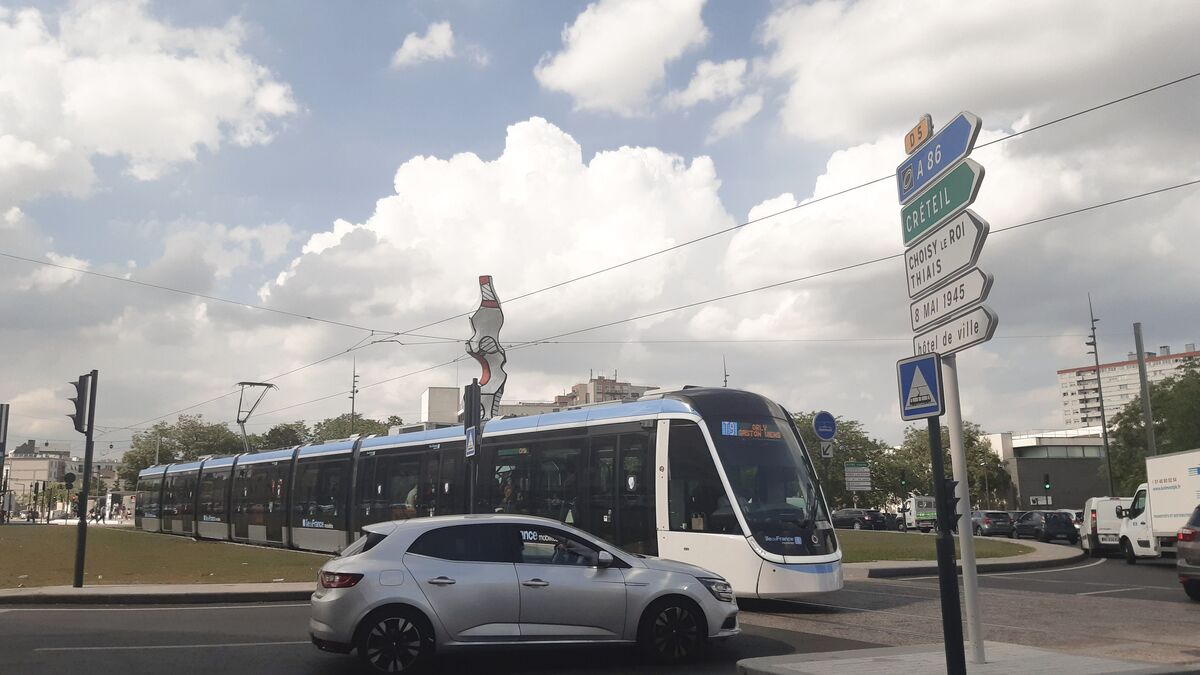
698,577,734,602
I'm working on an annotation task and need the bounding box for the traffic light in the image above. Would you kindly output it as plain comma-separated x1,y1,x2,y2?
68,375,91,434
1043,473,1051,491
32,481,39,498
943,478,960,514
900,470,908,488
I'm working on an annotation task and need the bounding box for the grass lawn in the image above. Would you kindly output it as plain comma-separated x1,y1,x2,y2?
0,526,330,588
837,529,1034,563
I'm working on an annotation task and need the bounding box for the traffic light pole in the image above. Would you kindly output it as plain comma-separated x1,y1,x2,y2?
73,370,97,588
941,354,985,664
927,415,966,675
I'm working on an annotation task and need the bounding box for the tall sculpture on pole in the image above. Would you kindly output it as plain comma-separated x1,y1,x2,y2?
466,275,508,420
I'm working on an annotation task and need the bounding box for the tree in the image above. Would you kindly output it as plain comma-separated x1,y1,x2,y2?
310,413,402,443
118,414,243,489
892,420,1013,510
1105,360,1200,495
791,412,894,509
256,421,311,450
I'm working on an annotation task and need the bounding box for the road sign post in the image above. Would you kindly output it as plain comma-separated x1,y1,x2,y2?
905,210,989,298
913,305,999,356
843,461,871,492
901,159,985,246
897,112,981,205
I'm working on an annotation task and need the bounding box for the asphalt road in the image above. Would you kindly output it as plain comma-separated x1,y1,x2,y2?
0,602,878,675
894,553,1188,603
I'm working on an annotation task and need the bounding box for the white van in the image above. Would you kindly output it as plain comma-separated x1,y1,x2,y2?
1080,497,1131,557
1117,448,1200,563
900,496,936,533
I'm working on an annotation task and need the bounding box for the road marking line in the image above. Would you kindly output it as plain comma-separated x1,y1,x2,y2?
1076,587,1143,596
6,603,310,613
36,640,309,652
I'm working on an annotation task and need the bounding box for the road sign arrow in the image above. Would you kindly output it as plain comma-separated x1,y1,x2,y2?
913,305,998,357
904,210,990,298
901,159,984,247
897,111,981,205
910,267,993,332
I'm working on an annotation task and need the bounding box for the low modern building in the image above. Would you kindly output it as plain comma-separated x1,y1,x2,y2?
1057,342,1199,428
985,429,1110,510
553,374,658,407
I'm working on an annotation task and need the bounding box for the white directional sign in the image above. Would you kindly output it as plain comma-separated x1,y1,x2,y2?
820,441,834,459
910,268,993,332
913,305,998,356
844,461,872,491
905,210,989,298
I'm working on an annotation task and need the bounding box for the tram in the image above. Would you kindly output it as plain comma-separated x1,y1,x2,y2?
136,387,842,597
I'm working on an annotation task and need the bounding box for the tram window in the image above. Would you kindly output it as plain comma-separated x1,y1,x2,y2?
358,454,422,526
293,458,347,530
668,420,740,534
138,478,160,518
531,444,581,524
490,446,531,514
198,470,228,522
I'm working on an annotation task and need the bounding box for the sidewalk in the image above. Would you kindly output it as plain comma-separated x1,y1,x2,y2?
737,641,1195,675
845,536,1084,579
0,581,314,605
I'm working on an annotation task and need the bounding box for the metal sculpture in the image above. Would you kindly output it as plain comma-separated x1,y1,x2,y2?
466,275,507,420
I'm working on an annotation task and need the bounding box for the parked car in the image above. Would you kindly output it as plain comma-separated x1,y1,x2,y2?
831,508,887,530
1012,510,1078,544
1057,509,1083,534
971,510,1013,537
1177,504,1200,602
309,514,739,673
1080,497,1132,557
882,512,902,531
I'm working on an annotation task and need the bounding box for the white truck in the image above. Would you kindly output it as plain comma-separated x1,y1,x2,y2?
901,495,937,533
1117,448,1200,563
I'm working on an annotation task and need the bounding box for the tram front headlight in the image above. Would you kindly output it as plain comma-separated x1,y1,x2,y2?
698,577,734,602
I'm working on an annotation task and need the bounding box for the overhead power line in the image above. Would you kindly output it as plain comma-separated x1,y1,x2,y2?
392,70,1200,336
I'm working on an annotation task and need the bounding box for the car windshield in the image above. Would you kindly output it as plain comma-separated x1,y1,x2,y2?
706,416,833,557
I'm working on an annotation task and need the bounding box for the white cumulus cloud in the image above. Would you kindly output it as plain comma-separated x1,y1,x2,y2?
535,0,709,115
390,20,456,68
0,0,297,204
706,93,763,143
666,58,746,109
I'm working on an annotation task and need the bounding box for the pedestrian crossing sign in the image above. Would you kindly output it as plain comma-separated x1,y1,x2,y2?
897,353,944,420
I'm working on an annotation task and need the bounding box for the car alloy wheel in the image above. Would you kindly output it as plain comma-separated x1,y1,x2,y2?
853,521,863,530
974,526,983,537
359,609,430,673
641,599,703,664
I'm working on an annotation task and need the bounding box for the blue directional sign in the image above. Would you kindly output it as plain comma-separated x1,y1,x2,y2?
813,411,837,441
897,353,944,421
896,111,981,205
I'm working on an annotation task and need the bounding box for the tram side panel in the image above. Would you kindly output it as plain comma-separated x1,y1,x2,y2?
135,473,164,533
291,453,352,553
230,453,293,547
196,461,234,541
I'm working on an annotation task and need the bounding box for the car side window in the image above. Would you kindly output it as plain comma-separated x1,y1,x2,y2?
515,525,598,567
407,524,516,563
1019,513,1032,522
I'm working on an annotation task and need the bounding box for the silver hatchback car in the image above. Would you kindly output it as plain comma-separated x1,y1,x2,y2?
310,514,739,673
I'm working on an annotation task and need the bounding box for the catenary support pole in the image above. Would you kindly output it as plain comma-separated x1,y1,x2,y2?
941,354,985,664
1133,323,1157,456
73,370,98,588
928,415,966,675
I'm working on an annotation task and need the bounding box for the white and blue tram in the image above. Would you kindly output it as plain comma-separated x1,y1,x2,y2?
136,387,842,597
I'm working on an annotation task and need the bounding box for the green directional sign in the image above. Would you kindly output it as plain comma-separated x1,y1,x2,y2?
901,159,984,246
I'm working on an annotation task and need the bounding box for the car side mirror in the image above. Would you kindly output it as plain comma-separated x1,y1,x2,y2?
1114,506,1124,518
596,550,613,568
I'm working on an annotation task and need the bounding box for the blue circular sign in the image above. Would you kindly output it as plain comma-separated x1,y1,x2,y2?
813,411,837,441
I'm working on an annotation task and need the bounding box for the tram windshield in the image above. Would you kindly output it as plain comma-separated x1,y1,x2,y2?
707,416,834,557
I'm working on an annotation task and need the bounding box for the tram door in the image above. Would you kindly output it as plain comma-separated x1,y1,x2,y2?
588,433,656,554
233,468,249,539
266,462,286,543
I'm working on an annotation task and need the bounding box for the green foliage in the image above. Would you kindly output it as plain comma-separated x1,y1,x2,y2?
310,413,401,443
1105,359,1200,495
118,414,243,489
252,421,311,451
794,411,1013,511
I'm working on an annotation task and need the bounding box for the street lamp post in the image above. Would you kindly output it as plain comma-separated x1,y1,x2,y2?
1085,295,1116,496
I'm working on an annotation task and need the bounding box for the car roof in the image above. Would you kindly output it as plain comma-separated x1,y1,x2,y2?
361,513,590,534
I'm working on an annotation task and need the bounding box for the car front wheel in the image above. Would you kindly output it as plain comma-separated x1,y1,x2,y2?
357,607,434,674
639,597,706,664
1122,539,1137,565
852,521,863,530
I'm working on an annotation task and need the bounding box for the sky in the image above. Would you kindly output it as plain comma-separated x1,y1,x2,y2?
2,0,1199,460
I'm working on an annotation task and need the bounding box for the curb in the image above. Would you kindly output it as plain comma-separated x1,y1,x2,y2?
865,546,1088,578
0,589,313,605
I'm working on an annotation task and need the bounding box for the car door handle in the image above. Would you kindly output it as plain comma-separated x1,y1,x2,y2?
522,579,550,588
427,576,456,586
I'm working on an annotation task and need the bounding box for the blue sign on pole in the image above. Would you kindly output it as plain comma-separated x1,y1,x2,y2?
813,411,837,441
896,112,981,205
465,427,476,458
897,353,945,421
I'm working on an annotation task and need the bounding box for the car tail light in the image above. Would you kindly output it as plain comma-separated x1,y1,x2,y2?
1090,509,1098,535
320,571,364,588
982,518,991,526
1179,527,1198,543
